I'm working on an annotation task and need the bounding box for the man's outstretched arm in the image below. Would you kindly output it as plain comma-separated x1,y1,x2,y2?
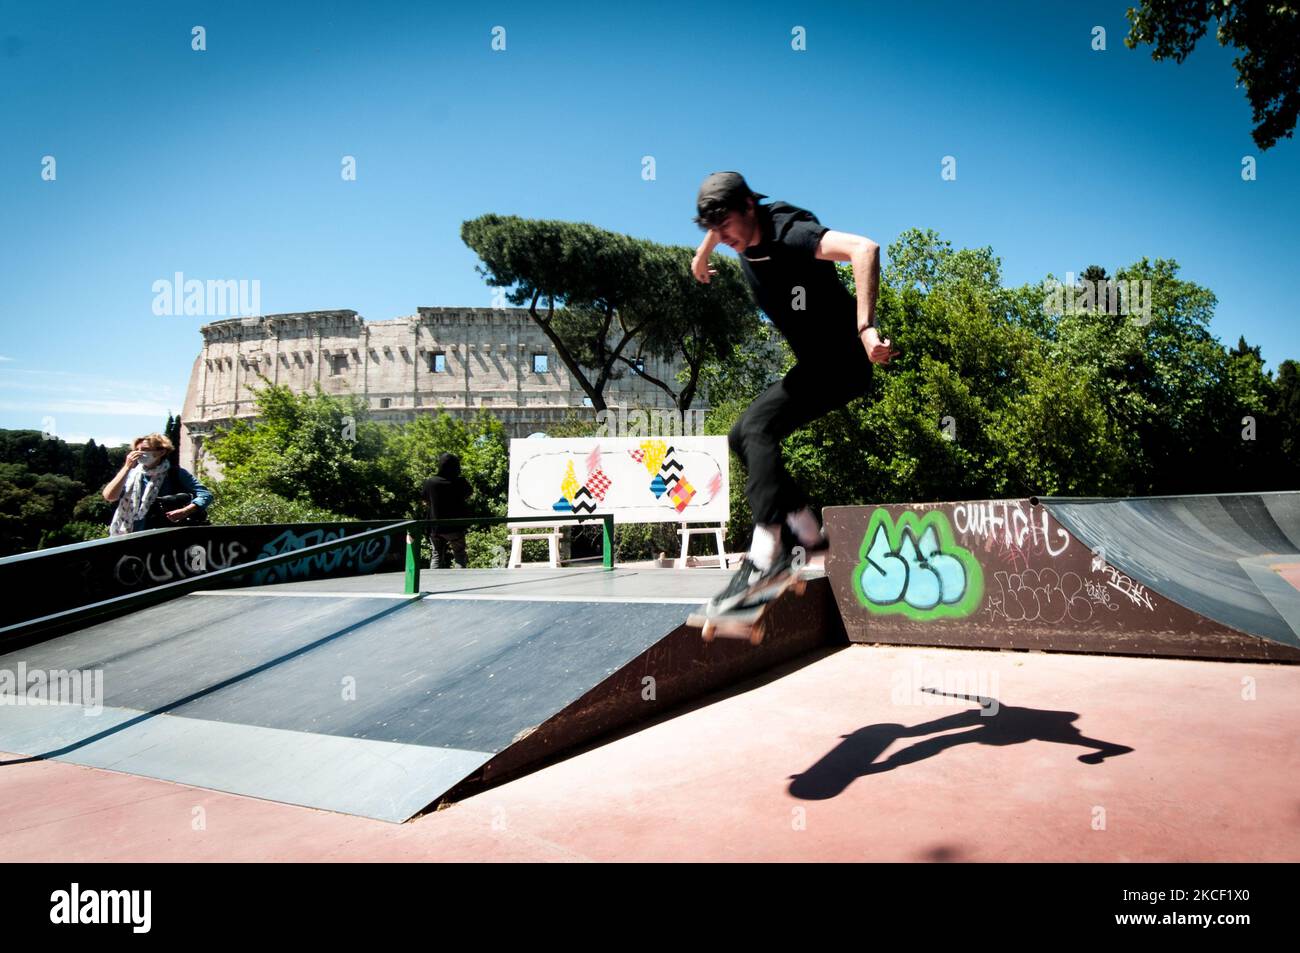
692,229,721,283
815,230,895,364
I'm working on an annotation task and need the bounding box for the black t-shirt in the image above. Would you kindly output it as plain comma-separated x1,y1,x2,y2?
737,201,863,365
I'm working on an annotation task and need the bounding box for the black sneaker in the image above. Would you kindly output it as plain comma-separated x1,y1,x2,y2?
708,549,797,614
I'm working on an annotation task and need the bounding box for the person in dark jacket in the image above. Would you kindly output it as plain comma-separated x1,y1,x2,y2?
422,452,471,568
103,432,213,536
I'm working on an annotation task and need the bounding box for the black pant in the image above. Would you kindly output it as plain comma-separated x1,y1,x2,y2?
728,359,872,526
429,531,468,569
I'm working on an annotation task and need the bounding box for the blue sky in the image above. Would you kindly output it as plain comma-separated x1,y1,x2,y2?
2,0,1296,446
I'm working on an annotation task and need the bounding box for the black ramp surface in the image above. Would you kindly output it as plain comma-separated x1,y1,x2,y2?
1044,493,1300,649
0,592,692,820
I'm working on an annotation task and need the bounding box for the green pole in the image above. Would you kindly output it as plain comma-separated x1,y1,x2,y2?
404,530,420,594
602,514,614,570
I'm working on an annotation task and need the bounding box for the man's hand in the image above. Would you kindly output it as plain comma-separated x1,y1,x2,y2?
861,327,897,365
691,250,718,284
165,504,198,523
692,229,721,283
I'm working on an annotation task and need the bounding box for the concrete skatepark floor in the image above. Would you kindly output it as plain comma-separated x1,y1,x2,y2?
3,643,1296,862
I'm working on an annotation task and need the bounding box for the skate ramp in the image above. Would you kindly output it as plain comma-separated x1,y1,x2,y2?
0,569,839,821
824,494,1300,661
1043,493,1299,649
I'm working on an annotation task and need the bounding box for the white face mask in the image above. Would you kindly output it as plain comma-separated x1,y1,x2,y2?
138,451,162,467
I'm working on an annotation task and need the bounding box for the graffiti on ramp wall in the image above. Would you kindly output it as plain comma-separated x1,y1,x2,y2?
852,509,984,620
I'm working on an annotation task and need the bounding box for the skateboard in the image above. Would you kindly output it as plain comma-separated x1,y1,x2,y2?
686,569,808,646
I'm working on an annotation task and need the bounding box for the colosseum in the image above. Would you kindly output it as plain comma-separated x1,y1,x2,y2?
179,307,707,471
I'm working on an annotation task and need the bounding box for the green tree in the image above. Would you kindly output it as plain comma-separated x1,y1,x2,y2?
204,380,393,519
40,521,108,548
72,492,113,524
461,214,756,412
1275,360,1300,483
208,488,347,525
382,408,510,519
1049,256,1256,493
696,319,788,407
0,462,87,555
78,438,111,489
0,429,77,476
1125,0,1300,149
165,414,183,466
202,380,515,527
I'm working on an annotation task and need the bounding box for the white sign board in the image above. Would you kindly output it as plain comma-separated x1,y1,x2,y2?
507,436,730,524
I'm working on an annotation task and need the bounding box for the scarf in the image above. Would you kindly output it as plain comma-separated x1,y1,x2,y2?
109,457,171,537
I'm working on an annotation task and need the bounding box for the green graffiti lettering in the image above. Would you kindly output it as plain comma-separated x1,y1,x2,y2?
852,509,984,620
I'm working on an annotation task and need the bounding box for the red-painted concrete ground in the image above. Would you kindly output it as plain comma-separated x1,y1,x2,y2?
2,644,1297,861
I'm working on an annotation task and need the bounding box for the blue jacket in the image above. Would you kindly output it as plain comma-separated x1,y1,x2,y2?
132,467,214,531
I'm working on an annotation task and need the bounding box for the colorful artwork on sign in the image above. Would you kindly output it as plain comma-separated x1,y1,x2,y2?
508,436,729,524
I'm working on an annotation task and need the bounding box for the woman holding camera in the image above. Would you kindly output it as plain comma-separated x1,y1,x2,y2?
102,432,213,536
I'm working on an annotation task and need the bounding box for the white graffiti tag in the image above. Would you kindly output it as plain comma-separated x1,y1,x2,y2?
952,501,1070,557
983,569,1093,624
1083,578,1121,612
1101,565,1156,611
115,540,248,587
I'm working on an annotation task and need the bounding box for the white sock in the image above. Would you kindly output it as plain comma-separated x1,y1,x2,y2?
747,522,783,571
785,506,822,547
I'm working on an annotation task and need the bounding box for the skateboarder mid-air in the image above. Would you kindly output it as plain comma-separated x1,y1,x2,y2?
692,171,896,613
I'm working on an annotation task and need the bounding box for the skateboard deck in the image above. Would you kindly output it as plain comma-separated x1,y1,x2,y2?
686,570,808,646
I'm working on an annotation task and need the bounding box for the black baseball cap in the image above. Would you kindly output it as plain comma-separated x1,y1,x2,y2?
694,171,767,228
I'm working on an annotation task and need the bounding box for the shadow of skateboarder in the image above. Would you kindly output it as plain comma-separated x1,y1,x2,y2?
789,688,1134,800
